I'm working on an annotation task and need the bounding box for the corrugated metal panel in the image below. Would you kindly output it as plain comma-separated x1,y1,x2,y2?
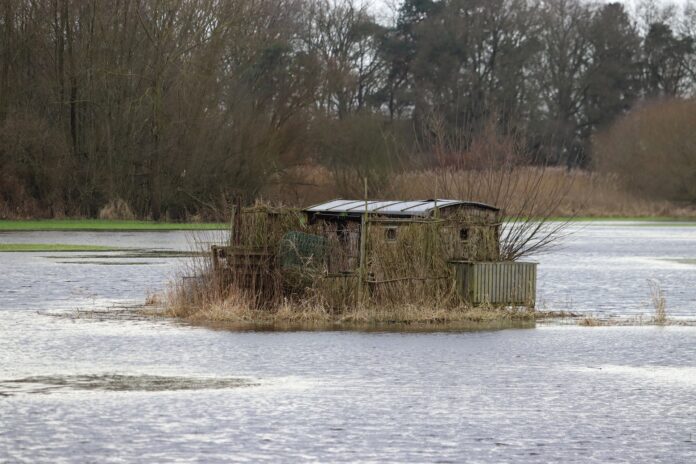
452,261,537,306
305,199,498,217
310,200,364,211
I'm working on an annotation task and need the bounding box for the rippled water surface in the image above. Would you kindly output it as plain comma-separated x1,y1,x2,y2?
536,221,696,316
1,222,696,462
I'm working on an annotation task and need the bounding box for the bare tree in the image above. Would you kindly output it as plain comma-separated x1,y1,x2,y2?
300,0,385,117
418,112,575,261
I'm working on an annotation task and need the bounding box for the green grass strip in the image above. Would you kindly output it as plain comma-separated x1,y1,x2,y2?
2,217,694,231
0,219,227,231
510,216,696,224
546,216,696,222
0,243,125,252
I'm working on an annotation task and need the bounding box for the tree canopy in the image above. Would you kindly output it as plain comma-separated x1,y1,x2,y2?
1,0,696,218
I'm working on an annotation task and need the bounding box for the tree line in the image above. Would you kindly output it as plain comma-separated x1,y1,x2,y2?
1,0,695,219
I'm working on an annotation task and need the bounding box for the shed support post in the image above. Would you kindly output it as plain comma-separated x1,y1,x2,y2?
233,196,242,246
358,178,368,305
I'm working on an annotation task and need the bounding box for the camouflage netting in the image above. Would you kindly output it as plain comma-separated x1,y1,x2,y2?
279,231,328,270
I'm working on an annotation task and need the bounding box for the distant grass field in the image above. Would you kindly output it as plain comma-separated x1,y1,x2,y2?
1,217,693,232
0,243,125,252
544,216,696,223
0,219,227,231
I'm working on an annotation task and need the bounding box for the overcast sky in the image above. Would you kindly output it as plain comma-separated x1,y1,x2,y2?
367,0,692,14
367,0,693,26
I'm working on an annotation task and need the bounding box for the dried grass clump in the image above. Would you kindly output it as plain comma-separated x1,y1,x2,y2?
165,289,537,327
578,316,603,327
144,292,162,306
649,279,667,325
574,315,684,327
162,260,539,327
98,199,135,220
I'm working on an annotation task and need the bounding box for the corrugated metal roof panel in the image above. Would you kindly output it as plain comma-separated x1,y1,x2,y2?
309,199,361,211
304,199,498,217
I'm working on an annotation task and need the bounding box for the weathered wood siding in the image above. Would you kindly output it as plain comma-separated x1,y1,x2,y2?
452,261,537,306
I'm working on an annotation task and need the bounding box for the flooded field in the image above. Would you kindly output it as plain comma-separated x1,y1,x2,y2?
537,221,696,317
1,222,696,462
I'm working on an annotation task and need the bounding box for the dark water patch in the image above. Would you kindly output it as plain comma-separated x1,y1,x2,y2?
662,258,696,265
0,374,258,396
41,307,157,322
190,318,537,333
44,249,203,259
56,261,159,266
43,306,540,332
0,243,124,252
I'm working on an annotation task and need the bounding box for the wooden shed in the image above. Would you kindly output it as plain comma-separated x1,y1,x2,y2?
212,199,536,309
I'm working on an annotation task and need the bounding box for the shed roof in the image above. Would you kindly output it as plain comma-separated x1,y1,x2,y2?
304,199,498,218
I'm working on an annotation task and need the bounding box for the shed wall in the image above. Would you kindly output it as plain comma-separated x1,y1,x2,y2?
453,261,537,306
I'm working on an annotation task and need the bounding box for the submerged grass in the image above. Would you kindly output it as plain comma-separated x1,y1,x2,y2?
574,280,675,327
0,219,226,231
574,315,692,326
663,258,696,265
575,315,643,326
0,243,124,252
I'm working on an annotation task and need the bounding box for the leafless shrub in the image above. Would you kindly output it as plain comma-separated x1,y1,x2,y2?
594,98,696,205
310,113,404,198
98,199,135,220
415,113,575,260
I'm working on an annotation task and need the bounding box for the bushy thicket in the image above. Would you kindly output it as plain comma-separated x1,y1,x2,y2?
594,98,696,204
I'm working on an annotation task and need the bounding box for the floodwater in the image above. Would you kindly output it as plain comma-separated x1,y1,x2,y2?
536,221,696,317
1,222,696,462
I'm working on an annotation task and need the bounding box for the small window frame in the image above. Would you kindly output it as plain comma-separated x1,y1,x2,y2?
385,227,398,242
459,227,470,242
